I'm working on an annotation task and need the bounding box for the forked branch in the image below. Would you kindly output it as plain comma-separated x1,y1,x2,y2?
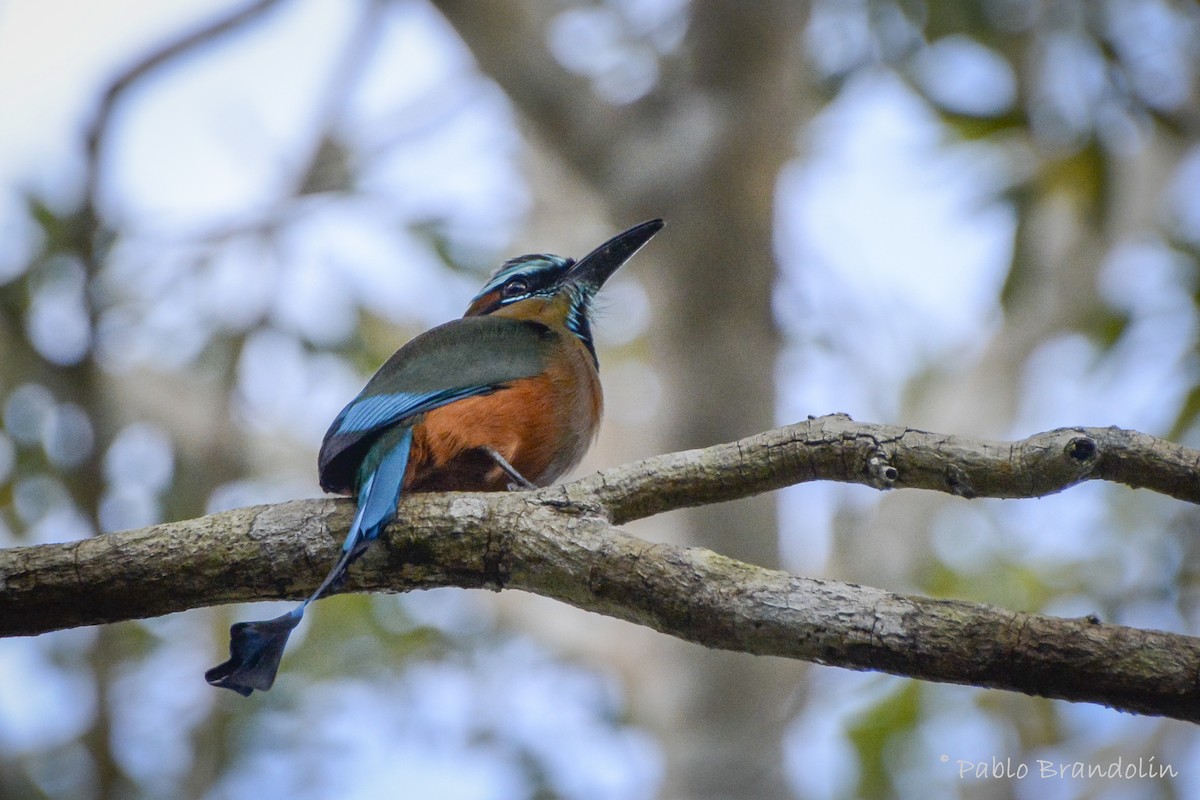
2,415,1198,720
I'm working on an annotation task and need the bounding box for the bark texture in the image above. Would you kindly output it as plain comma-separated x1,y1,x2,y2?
3,415,1199,722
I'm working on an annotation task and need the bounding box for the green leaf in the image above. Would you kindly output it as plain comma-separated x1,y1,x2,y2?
848,682,922,798
1170,383,1200,443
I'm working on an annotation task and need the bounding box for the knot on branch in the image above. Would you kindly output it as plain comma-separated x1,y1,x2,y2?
944,464,976,499
1066,436,1098,464
533,494,606,519
866,449,898,489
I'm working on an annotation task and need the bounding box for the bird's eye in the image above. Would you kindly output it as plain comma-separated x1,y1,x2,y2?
502,278,529,298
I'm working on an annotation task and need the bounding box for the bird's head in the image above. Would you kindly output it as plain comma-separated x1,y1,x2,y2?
464,219,664,361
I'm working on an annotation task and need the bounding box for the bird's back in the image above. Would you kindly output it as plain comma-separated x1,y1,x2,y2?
405,322,602,491
318,315,556,494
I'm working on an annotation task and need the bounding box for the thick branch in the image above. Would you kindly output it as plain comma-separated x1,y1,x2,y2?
2,415,1199,720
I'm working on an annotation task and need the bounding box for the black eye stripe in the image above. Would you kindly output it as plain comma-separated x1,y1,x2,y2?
468,254,576,315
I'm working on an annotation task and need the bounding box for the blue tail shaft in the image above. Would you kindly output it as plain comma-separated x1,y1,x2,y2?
206,427,414,696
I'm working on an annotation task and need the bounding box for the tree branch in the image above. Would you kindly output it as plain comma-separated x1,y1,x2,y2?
3,415,1198,720
432,0,631,189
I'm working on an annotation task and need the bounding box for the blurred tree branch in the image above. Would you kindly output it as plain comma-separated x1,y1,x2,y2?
433,4,816,793
3,414,1199,721
84,0,290,211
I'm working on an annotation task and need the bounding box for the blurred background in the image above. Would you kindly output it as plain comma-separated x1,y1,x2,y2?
1,0,1200,797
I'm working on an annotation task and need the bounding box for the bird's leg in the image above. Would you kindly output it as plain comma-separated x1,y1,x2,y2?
482,446,537,489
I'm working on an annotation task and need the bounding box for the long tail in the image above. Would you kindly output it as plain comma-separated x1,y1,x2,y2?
206,428,414,696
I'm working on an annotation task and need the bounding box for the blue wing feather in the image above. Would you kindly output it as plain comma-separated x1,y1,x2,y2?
319,385,501,494
333,387,488,436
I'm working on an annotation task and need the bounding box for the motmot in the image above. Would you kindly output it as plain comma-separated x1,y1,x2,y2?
207,219,664,695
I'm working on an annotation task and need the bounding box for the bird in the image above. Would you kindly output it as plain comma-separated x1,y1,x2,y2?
206,219,664,695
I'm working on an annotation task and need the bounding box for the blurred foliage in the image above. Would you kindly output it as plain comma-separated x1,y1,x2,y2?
806,0,1200,796
2,0,1200,797
848,683,921,799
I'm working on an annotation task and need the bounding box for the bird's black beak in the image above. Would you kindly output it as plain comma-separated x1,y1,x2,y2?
565,219,664,293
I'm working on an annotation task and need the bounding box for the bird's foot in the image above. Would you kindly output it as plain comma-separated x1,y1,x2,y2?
482,446,537,490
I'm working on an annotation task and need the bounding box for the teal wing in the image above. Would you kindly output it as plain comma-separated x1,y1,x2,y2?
317,315,555,493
